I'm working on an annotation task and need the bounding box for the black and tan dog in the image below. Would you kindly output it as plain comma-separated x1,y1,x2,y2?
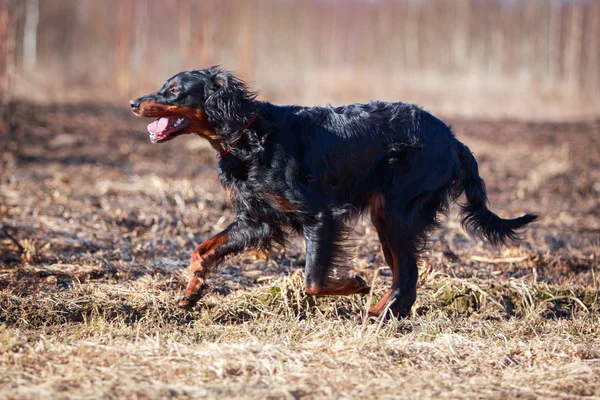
130,67,537,319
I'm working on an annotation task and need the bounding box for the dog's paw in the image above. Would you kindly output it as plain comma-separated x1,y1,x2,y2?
178,294,201,310
354,275,371,294
353,309,379,324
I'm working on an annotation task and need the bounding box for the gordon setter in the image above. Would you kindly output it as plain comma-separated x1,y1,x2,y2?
130,67,537,319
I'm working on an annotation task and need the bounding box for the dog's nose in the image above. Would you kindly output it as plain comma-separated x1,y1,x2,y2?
129,99,140,109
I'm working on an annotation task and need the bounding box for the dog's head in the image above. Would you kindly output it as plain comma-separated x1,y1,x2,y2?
130,67,255,144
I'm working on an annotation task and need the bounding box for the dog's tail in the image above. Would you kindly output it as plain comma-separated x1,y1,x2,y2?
455,141,537,246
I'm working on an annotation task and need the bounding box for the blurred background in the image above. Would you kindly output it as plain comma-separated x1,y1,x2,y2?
1,0,599,121
0,6,599,393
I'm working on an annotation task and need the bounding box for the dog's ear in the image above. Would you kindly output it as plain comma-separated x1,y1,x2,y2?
204,70,228,98
203,68,257,135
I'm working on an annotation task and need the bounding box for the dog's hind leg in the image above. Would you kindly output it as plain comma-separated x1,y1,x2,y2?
367,194,400,317
367,246,418,319
303,214,371,296
367,190,441,319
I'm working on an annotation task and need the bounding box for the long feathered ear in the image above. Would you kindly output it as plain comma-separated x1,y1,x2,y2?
203,69,227,98
203,68,257,136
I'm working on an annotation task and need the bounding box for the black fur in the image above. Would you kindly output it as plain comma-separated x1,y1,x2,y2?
131,67,538,319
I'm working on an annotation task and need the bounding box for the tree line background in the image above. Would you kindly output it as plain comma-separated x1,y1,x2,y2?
1,0,599,120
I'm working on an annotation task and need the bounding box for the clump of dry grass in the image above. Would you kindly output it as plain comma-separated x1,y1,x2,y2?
1,267,598,330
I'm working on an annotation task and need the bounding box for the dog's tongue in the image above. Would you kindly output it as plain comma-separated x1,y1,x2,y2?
147,117,172,134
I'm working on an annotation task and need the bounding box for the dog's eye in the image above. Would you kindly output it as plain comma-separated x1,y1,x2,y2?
170,87,180,94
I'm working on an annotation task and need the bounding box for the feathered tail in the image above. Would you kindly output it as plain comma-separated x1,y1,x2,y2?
455,141,538,246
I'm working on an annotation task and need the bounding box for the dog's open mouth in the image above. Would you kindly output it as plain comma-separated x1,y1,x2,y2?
147,116,190,143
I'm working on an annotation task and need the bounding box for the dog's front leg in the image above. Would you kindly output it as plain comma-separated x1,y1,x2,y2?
178,230,228,309
303,215,370,296
178,216,276,309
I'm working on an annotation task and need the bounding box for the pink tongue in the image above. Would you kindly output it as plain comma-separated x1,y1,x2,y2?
147,117,171,134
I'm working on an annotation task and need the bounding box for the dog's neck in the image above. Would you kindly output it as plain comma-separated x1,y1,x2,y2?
207,100,262,158
198,135,228,154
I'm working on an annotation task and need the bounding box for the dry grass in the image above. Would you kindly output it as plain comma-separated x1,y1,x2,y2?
0,272,598,399
1,102,599,399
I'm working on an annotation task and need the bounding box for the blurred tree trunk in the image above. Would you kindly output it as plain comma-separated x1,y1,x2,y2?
0,1,7,106
565,1,583,97
131,0,151,94
178,0,192,70
0,0,19,128
453,0,470,73
546,0,560,88
588,1,600,97
236,0,256,80
114,1,133,98
22,0,38,72
404,0,420,72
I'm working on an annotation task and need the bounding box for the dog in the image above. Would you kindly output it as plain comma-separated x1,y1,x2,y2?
130,67,537,319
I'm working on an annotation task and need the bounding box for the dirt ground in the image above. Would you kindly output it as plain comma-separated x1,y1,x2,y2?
0,101,599,399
